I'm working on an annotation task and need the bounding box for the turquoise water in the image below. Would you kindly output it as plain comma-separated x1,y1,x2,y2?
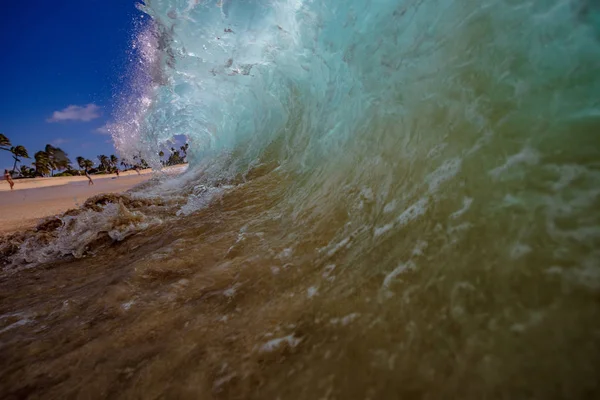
1,0,600,398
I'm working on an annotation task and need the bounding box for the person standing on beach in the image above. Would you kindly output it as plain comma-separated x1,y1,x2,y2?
85,168,94,185
4,169,14,190
115,169,120,178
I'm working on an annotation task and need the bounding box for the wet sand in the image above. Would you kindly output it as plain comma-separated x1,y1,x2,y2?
0,174,153,234
0,169,153,192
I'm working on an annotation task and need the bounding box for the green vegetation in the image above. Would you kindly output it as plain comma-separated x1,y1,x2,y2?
2,133,79,177
1,132,189,179
159,143,189,166
0,133,31,175
10,145,29,172
76,156,94,171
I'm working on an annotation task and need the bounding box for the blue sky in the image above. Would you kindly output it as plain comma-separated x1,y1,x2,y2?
0,0,144,170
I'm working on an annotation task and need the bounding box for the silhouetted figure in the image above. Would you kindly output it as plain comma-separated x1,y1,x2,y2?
85,168,94,186
4,169,14,190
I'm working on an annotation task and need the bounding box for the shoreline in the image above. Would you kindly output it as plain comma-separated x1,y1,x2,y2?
0,165,187,235
0,168,154,192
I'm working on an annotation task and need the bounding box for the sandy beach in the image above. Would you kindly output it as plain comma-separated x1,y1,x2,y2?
0,171,154,234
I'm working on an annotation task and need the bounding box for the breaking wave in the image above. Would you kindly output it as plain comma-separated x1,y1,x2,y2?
2,0,600,398
110,0,600,299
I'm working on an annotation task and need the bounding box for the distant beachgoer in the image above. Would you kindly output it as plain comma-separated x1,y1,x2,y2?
134,166,141,175
85,168,94,186
115,169,120,178
4,169,14,190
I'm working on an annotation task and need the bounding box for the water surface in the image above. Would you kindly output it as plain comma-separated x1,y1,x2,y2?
1,0,599,398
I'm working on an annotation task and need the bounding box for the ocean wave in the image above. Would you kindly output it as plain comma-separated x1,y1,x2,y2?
2,0,600,398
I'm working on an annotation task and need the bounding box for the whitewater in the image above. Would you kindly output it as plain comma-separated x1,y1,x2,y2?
1,0,599,398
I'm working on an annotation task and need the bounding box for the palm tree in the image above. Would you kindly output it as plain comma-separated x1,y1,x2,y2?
167,148,183,166
76,156,87,174
34,151,51,177
110,154,119,171
76,156,85,170
180,143,189,161
20,165,35,178
0,133,11,150
10,145,29,173
75,157,95,173
98,154,109,172
132,153,149,169
44,144,71,175
0,134,30,173
64,163,78,175
83,159,94,170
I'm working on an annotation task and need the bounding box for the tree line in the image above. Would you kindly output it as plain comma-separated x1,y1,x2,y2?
1,133,188,178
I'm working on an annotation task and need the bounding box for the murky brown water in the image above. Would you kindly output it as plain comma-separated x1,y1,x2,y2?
1,165,599,399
